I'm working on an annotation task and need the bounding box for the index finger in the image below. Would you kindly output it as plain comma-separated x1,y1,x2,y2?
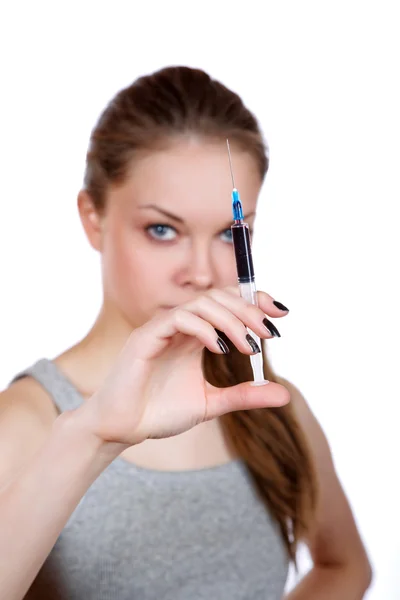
221,286,290,318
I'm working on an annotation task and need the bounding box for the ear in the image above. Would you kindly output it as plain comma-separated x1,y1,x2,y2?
77,190,104,252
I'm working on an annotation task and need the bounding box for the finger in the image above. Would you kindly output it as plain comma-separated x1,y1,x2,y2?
126,309,236,361
202,288,281,340
205,380,290,420
183,295,270,352
222,286,290,318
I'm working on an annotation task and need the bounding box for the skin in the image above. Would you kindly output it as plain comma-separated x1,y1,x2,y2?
1,135,372,596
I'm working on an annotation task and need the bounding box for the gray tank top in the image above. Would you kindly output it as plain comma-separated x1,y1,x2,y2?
12,359,289,600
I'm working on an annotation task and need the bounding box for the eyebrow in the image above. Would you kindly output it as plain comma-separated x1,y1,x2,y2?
138,203,256,225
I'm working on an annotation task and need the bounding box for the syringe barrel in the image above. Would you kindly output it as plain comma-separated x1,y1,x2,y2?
231,222,255,283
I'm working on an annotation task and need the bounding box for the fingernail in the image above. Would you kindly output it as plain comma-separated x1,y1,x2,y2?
217,337,230,354
250,380,270,386
246,334,261,353
273,300,289,312
262,318,281,337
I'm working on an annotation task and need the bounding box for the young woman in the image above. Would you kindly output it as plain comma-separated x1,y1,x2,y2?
0,66,372,599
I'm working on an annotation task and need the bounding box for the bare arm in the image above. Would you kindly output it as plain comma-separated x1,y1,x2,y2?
280,379,373,599
0,382,125,600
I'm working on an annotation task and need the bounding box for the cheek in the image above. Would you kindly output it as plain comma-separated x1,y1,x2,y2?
213,243,239,287
218,266,239,288
106,240,151,283
102,229,171,297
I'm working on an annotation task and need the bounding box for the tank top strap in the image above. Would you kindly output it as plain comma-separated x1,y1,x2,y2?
10,358,84,413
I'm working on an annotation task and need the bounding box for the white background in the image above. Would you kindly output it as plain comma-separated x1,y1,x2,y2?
0,1,399,598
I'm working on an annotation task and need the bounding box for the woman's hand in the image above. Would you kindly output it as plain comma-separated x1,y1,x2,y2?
76,286,290,447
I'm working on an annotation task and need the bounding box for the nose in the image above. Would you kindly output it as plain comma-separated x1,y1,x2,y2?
179,239,215,291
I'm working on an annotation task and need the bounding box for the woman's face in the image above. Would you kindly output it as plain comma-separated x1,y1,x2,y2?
97,137,262,328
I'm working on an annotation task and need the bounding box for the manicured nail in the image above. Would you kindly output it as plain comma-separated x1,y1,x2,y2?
246,334,261,353
263,318,281,337
273,300,289,312
217,337,230,353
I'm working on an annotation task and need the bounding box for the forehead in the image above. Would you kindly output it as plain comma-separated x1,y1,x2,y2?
111,138,261,222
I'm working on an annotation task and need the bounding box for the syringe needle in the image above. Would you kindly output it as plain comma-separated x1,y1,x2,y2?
226,139,267,384
226,139,236,189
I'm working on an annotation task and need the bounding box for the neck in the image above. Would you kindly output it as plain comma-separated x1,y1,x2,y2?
55,300,135,398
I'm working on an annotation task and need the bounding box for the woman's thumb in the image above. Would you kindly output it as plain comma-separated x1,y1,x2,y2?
205,380,290,420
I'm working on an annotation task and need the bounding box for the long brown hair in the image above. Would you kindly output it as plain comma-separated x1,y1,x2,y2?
83,66,317,563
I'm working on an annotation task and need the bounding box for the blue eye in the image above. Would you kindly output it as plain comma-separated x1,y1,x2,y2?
220,228,233,243
146,224,177,241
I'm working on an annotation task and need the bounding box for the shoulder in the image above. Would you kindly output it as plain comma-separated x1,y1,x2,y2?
276,377,312,420
1,375,59,424
0,376,59,483
277,376,372,583
275,376,329,454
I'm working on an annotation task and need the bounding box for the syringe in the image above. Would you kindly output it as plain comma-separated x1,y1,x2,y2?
226,139,268,385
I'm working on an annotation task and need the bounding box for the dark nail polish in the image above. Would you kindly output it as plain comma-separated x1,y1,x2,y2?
273,300,289,312
263,318,281,337
217,337,230,354
246,334,261,353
